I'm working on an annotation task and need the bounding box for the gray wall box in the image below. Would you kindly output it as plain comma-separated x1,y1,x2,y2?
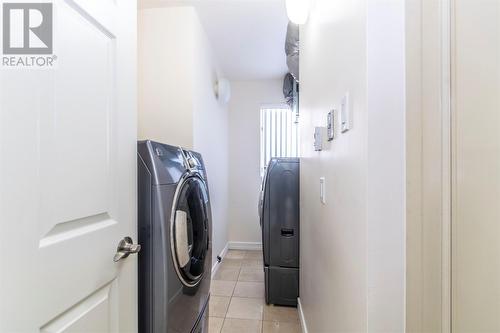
259,158,300,306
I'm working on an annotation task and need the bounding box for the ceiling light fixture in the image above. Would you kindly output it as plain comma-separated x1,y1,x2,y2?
285,0,310,25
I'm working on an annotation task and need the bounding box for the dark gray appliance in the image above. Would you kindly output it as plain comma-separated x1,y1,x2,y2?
138,140,212,333
259,158,300,306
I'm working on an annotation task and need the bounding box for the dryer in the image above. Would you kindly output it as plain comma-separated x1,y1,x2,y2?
137,140,212,333
259,157,300,306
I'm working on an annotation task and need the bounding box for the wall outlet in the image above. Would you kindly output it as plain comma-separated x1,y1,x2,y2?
340,92,352,133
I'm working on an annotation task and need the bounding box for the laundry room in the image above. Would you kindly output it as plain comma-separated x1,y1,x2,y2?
14,0,500,331
138,1,299,332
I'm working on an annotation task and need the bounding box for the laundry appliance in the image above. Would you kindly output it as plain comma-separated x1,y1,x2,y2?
138,140,212,333
259,157,300,306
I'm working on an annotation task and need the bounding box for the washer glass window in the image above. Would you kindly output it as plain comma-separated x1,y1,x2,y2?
171,175,209,287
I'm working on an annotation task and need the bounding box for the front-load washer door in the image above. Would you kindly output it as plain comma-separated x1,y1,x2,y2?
171,174,209,288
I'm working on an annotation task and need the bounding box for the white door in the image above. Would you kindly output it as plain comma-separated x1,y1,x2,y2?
0,0,137,332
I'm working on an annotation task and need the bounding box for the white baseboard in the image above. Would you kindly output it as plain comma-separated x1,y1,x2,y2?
211,242,229,276
297,297,308,333
228,241,262,251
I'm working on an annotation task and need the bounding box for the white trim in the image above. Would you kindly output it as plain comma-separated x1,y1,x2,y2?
228,241,262,251
297,297,308,333
441,0,452,331
211,242,229,276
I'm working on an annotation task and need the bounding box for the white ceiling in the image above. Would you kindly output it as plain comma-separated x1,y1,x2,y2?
139,0,289,81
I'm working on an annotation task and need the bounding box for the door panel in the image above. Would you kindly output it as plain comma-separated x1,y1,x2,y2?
452,0,500,331
40,281,118,333
0,0,137,332
40,0,116,243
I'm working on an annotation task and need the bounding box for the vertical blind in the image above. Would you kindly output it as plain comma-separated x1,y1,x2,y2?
260,106,299,176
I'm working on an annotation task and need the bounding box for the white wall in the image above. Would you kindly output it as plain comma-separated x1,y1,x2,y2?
299,0,405,331
138,6,229,268
366,1,406,332
227,80,284,245
299,1,368,330
138,7,194,148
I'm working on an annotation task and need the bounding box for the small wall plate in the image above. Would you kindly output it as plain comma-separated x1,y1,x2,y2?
314,127,324,151
327,110,335,141
340,92,351,133
320,177,326,204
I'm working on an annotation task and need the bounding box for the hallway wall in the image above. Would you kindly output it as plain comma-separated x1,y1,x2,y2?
299,1,368,330
299,0,406,331
227,80,284,246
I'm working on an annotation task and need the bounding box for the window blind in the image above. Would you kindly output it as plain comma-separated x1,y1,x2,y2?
260,106,299,176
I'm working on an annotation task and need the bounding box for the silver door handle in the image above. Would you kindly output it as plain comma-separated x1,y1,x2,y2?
114,236,141,262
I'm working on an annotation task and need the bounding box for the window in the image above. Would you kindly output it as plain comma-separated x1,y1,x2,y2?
260,106,299,176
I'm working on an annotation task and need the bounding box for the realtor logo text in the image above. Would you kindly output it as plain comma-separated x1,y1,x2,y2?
2,2,56,68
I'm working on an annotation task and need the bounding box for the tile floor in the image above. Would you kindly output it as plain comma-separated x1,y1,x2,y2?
209,250,301,333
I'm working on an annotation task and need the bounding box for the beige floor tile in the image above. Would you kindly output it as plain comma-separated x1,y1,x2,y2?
209,296,231,318
214,266,240,281
226,297,265,320
233,282,265,298
239,267,264,282
225,250,247,259
211,280,236,297
243,258,263,267
217,262,243,272
221,318,262,333
262,321,301,333
263,305,299,323
221,258,243,267
244,251,263,259
208,317,224,333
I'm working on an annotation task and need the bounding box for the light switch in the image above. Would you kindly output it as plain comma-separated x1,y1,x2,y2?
320,177,326,204
340,92,351,133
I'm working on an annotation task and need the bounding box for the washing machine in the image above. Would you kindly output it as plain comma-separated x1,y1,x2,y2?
137,140,212,333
